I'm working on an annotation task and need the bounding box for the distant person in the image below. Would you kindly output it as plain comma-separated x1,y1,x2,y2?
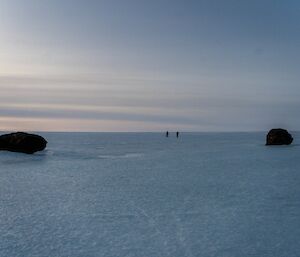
176,131,179,138
166,131,169,137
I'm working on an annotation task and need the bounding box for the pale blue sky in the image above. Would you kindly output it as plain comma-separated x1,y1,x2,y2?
0,0,299,131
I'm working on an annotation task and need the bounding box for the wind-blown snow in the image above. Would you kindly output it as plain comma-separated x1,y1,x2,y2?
0,132,299,257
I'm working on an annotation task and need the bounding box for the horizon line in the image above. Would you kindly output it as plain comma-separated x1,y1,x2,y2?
0,130,298,134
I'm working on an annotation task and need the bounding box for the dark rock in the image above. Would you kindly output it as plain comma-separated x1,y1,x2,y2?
0,132,47,154
266,128,293,145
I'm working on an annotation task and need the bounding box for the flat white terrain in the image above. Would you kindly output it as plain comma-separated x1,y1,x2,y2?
0,132,299,257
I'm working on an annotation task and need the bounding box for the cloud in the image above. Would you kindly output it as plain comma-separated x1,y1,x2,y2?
0,68,299,131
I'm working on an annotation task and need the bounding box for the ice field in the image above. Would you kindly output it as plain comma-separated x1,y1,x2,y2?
0,132,300,257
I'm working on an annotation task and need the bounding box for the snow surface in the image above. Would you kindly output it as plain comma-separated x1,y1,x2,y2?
0,132,300,257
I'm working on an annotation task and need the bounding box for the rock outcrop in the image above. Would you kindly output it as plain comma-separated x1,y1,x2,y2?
266,129,293,145
0,132,47,154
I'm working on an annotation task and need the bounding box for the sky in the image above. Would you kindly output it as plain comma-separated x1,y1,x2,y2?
0,0,300,132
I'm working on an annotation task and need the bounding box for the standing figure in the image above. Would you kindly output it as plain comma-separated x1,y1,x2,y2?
166,131,169,137
176,131,179,138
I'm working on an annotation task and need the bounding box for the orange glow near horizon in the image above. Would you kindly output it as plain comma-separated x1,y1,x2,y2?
0,116,200,132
